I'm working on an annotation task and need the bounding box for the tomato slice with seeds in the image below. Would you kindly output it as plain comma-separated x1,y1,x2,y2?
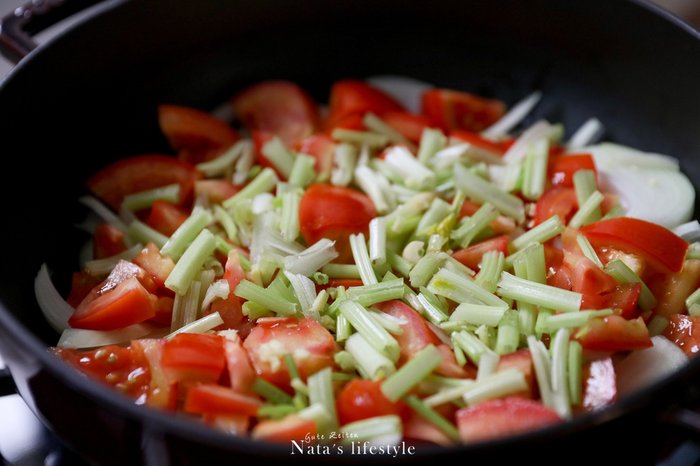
421,89,505,133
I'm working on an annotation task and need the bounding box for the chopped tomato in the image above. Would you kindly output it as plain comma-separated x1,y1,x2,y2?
452,235,509,270
86,154,199,210
54,345,150,400
599,284,641,319
252,414,316,443
563,251,618,297
298,134,336,179
404,412,454,446
323,111,366,133
158,104,240,164
327,80,404,128
581,358,617,411
223,334,256,395
132,243,175,289
161,333,226,384
69,275,156,330
581,217,689,273
375,300,470,378
421,88,505,133
152,295,174,326
93,223,126,259
456,398,561,443
194,180,240,204
651,260,700,318
458,200,516,235
550,154,596,187
243,317,336,386
299,184,376,263
450,130,504,155
207,250,246,330
663,314,700,356
534,187,578,226
382,111,431,143
336,379,404,425
575,315,652,352
496,349,535,398
184,384,261,417
232,80,319,145
250,130,279,175
146,200,188,236
66,271,102,308
131,339,177,410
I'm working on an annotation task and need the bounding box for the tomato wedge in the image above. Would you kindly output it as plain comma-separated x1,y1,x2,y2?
184,384,261,417
93,223,126,259
663,314,700,356
207,250,246,330
326,80,404,128
66,271,103,308
131,339,177,410
69,275,156,330
452,236,509,270
382,111,432,143
581,217,689,273
651,259,700,317
575,315,652,352
132,243,175,289
224,334,256,395
147,200,188,236
161,333,226,384
232,80,319,145
298,134,336,180
86,154,199,211
158,104,240,164
252,414,316,443
299,184,376,263
550,154,596,187
534,187,578,226
336,379,405,424
421,88,505,133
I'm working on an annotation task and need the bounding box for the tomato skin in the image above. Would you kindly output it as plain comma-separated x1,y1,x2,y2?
421,89,505,133
158,104,240,164
550,154,596,187
496,349,535,398
243,317,336,387
252,414,316,443
93,223,126,259
87,154,199,211
581,217,689,273
323,111,366,133
336,379,404,425
575,315,652,352
534,187,578,226
382,111,432,143
298,134,336,179
66,271,103,308
452,236,509,270
450,130,505,155
327,80,404,126
663,314,700,356
132,243,175,289
651,259,700,318
232,80,319,145
600,283,641,319
223,335,256,395
184,384,261,417
207,250,246,330
194,180,240,204
146,200,188,236
161,333,226,384
299,184,376,263
69,275,156,330
131,339,177,410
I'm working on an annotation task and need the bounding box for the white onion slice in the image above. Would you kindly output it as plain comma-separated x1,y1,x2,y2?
57,323,154,349
585,143,679,171
366,75,434,113
481,91,542,140
674,220,700,242
35,264,74,333
78,196,128,232
616,336,687,396
567,117,604,151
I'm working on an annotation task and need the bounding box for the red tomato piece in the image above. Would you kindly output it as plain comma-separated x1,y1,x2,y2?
132,243,175,289
93,223,126,259
184,384,261,417
663,314,700,356
382,111,432,143
581,357,617,412
161,333,226,384
131,339,177,410
327,80,404,126
158,104,240,165
243,317,336,386
151,295,174,326
421,89,505,133
69,275,156,330
404,412,454,446
298,134,336,179
232,80,319,145
336,379,404,425
450,130,505,155
651,260,700,318
496,349,535,398
207,250,246,330
54,345,150,400
581,217,689,273
575,315,652,352
550,154,596,187
534,187,578,226
563,251,619,297
252,414,316,443
146,200,188,237
66,271,103,308
599,283,641,319
86,154,199,211
299,184,376,263
223,334,256,395
375,300,470,378
452,236,509,270
323,111,366,133
194,180,240,204
456,398,561,443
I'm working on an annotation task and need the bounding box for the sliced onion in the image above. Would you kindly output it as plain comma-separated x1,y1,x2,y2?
57,323,155,348
616,336,687,396
567,117,604,151
673,220,700,242
585,143,679,171
366,75,434,114
481,91,542,140
35,264,74,333
78,195,128,232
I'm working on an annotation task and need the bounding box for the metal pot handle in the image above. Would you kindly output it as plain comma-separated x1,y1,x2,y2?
0,0,104,64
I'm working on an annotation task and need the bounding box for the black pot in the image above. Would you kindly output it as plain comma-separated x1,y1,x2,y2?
1,0,700,464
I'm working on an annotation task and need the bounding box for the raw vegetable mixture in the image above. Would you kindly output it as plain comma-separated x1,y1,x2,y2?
36,77,700,446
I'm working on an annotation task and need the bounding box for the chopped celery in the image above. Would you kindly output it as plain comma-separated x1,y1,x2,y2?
346,279,405,307
261,137,296,179
308,368,339,431
288,154,317,188
416,290,449,325
321,263,361,279
686,287,700,309
568,341,583,406
350,233,378,285
647,315,669,336
369,217,387,264
279,191,300,242
235,280,297,315
242,301,273,319
451,203,498,248
284,271,318,319
452,330,493,365
223,168,278,208
542,309,613,332
409,252,447,288
339,301,400,362
160,209,213,260
454,163,525,222
521,139,549,200
331,143,358,187
364,113,413,147
339,415,402,445
550,329,572,419
331,128,389,147
344,333,396,380
253,378,294,404
355,164,396,214
568,190,604,229
127,220,169,249
573,169,601,223
283,239,339,276
334,350,357,371
336,313,352,342
383,146,436,190
462,369,527,406
428,267,508,307
164,229,217,295
417,128,447,165
381,345,443,402
511,215,564,251
475,250,505,293
122,183,180,212
576,234,604,268
449,303,508,327
497,272,582,313
495,310,520,355
164,311,223,339
196,140,246,177
527,336,553,408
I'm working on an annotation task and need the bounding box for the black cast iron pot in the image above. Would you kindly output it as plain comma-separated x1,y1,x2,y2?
1,0,700,464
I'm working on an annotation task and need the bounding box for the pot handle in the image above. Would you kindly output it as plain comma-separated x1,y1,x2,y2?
0,0,104,64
